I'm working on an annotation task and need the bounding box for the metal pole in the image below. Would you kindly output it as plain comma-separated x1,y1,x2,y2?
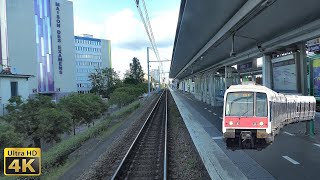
147,47,150,96
310,119,315,136
158,66,160,90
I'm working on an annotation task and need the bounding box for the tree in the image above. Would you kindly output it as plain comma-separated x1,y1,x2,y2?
5,96,24,113
124,57,145,84
59,95,89,136
59,94,106,135
36,108,72,143
89,68,121,98
0,120,23,168
109,83,148,107
4,95,72,147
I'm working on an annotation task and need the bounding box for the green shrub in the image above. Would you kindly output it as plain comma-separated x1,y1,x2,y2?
0,119,23,173
109,83,147,107
41,101,140,173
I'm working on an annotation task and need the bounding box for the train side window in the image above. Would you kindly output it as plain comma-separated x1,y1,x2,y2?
309,102,311,112
255,92,267,117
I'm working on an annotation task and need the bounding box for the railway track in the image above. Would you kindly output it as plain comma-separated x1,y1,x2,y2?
111,90,168,180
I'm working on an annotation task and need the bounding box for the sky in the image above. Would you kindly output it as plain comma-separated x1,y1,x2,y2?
69,0,181,80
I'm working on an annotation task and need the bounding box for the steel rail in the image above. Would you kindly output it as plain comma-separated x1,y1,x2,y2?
111,89,167,180
163,89,168,180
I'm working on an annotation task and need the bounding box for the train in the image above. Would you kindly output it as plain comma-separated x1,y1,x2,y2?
222,83,316,150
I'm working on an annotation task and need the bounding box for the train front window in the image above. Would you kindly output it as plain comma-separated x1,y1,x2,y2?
226,92,254,116
255,92,268,117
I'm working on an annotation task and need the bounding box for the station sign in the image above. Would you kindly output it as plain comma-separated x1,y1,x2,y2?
237,60,257,73
307,38,320,52
272,54,297,92
237,62,252,71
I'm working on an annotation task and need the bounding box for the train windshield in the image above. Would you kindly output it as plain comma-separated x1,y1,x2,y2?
226,92,254,116
225,92,268,117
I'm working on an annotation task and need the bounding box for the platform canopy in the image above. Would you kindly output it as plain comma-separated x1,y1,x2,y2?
170,0,320,79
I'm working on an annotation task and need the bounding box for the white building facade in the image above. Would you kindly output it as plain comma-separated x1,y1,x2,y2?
0,0,77,99
75,34,111,93
0,74,33,116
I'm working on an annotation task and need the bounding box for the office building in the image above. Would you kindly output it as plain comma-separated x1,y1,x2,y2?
75,34,111,93
0,0,77,99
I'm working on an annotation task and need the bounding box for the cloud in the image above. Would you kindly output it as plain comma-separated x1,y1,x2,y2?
73,16,104,37
103,8,178,50
73,7,178,80
110,46,172,78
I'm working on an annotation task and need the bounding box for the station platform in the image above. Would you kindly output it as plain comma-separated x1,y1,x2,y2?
170,88,320,180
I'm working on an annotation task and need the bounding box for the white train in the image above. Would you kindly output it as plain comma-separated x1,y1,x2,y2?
222,84,316,149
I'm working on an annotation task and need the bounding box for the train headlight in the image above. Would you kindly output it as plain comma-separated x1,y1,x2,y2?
253,122,257,126
259,121,264,126
229,121,234,126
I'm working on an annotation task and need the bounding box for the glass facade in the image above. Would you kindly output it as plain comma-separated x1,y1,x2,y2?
74,36,106,94
34,0,54,92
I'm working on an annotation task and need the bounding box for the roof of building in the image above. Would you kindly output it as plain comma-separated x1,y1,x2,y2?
0,73,34,79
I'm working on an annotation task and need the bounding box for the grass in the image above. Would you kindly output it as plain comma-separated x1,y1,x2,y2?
99,120,124,140
169,97,180,128
42,158,80,180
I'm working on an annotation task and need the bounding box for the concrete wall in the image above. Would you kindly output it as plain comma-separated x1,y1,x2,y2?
6,0,38,94
101,39,111,69
51,0,77,93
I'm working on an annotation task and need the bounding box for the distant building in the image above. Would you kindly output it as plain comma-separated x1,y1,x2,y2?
74,34,111,93
150,69,160,83
0,0,77,99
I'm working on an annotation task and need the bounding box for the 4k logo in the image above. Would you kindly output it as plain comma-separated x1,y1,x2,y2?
4,148,41,176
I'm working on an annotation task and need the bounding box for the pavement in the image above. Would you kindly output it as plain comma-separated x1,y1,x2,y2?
170,88,320,180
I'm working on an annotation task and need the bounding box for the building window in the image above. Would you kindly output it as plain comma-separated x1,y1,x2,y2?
11,82,18,97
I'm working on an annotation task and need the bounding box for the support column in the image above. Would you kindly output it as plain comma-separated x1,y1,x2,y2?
298,43,308,95
262,55,272,88
212,74,217,106
297,42,314,136
205,74,209,104
209,72,215,106
195,77,199,100
201,75,205,102
189,78,192,93
225,66,233,89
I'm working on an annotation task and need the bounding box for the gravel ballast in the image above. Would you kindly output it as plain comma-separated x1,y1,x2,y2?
168,91,210,179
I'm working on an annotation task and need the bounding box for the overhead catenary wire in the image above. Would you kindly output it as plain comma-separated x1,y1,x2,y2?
141,0,164,79
135,0,160,61
141,0,160,61
135,0,172,83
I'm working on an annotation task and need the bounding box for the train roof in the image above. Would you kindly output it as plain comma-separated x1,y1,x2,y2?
226,84,316,103
227,84,276,94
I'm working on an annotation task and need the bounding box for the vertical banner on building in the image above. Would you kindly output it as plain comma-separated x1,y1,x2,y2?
0,0,8,67
312,59,320,97
55,1,63,75
34,0,55,92
0,23,2,65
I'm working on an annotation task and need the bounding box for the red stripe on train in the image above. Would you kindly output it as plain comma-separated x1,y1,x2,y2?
224,116,268,128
